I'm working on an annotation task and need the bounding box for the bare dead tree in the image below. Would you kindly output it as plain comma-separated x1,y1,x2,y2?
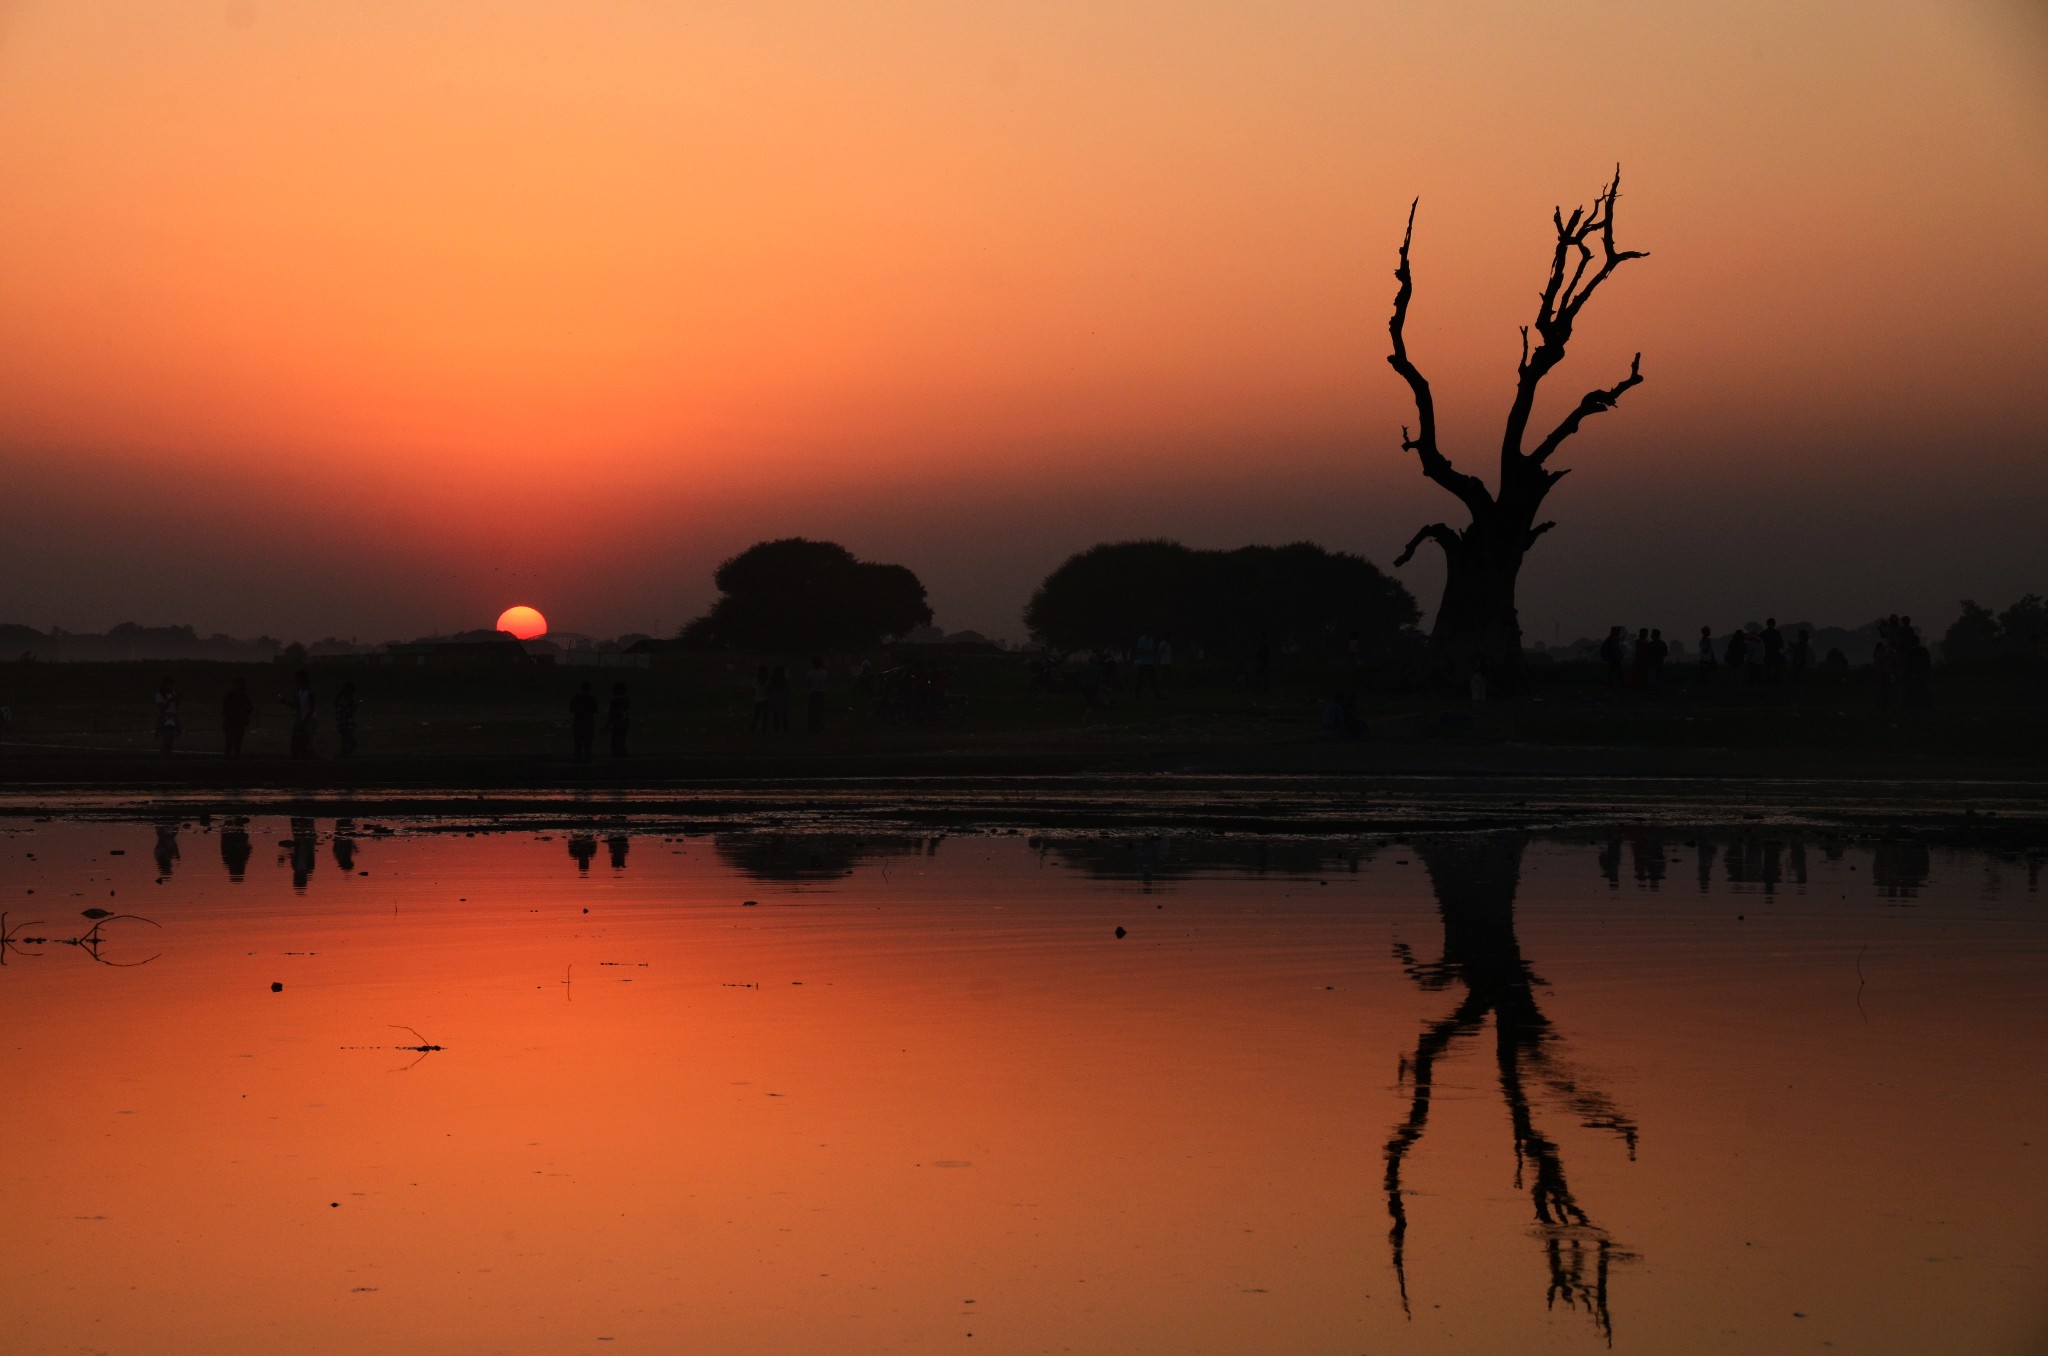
1387,168,1647,690
1383,837,1638,1342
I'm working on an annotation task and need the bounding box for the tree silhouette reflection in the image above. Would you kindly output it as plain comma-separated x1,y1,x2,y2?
1383,836,1637,1341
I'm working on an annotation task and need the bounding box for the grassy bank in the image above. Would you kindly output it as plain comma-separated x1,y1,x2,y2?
1,651,2044,779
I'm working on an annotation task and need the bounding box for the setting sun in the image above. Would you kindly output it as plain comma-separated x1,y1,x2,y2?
495,605,547,640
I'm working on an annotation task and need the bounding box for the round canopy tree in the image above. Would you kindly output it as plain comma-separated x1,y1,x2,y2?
681,538,932,651
1025,538,1417,658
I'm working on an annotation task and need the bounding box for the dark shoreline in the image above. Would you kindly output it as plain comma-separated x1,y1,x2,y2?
6,744,2045,851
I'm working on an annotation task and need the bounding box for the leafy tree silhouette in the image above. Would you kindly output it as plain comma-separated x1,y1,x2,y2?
680,538,932,652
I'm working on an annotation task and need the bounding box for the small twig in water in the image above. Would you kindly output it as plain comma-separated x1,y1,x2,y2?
1854,943,1869,1024
389,1024,443,1052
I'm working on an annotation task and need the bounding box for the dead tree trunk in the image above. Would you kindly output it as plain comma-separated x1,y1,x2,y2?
1386,169,1647,693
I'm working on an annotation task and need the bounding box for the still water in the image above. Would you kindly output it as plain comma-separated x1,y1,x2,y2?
3,817,2045,1354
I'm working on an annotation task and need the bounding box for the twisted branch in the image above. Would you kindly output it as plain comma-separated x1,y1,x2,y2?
1393,522,1459,568
1388,201,1494,520
1529,354,1644,466
1503,166,1648,470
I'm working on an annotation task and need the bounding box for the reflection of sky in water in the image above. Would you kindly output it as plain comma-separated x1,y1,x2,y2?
3,821,2045,1354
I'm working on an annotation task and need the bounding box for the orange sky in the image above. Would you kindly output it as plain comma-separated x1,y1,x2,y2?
2,1,2044,640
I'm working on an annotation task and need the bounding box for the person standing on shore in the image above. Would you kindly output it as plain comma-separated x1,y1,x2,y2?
604,681,631,757
569,680,598,760
1724,628,1749,681
1133,631,1159,699
768,664,791,732
221,677,252,757
154,677,181,756
1762,619,1785,684
1697,627,1718,684
333,682,359,758
1600,626,1626,689
805,657,828,734
283,671,316,758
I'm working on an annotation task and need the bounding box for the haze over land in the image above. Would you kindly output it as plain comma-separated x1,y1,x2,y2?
2,1,2044,643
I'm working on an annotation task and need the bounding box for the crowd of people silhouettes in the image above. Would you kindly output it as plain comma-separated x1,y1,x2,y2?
123,601,1962,765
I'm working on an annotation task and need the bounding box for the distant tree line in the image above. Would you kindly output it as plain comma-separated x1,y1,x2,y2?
0,622,284,663
1023,539,1420,659
1942,595,2048,664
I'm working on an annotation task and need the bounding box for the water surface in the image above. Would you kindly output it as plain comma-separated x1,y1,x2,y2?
4,818,2044,1353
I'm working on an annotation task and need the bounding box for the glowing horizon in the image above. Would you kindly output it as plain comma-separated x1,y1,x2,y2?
2,1,2044,642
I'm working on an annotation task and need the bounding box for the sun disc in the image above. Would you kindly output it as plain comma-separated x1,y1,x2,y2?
496,605,547,640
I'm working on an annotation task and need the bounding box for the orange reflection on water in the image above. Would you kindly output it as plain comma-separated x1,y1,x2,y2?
2,822,2046,1354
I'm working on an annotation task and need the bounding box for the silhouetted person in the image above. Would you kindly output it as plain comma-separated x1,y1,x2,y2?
568,834,597,872
805,657,827,734
1647,628,1668,692
1873,636,1896,710
1820,646,1850,695
1133,631,1160,699
1630,628,1650,689
768,664,791,732
604,682,630,756
1761,618,1784,684
1724,627,1749,679
1902,630,1934,711
220,824,252,880
1158,634,1174,693
154,677,180,755
1790,629,1812,681
607,835,629,870
1076,652,1108,722
334,682,359,758
284,671,316,758
750,664,771,732
1599,626,1626,689
1696,627,1718,683
570,681,598,759
221,677,252,757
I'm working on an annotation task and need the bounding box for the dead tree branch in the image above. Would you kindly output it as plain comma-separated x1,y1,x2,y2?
1388,201,1494,525
1393,522,1460,568
1503,167,1648,470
